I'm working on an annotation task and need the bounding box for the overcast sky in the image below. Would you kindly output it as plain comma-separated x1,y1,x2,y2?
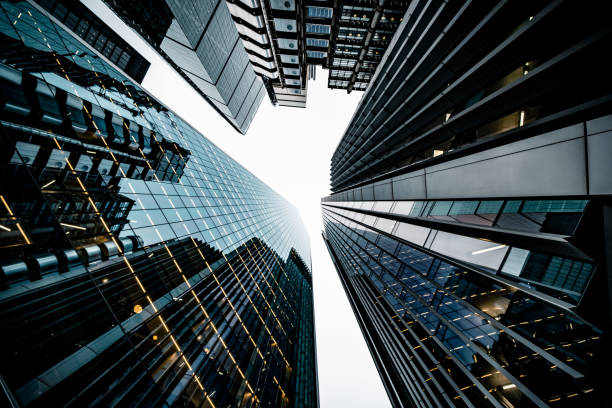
83,1,391,406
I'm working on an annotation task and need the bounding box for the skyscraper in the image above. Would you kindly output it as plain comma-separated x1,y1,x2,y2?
0,1,317,407
227,0,334,108
98,0,266,134
323,1,612,406
102,0,410,109
326,0,410,92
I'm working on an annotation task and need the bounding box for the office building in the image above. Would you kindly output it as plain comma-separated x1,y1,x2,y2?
100,0,266,134
326,0,409,92
323,0,612,406
0,1,317,407
226,0,333,108
31,0,151,83
228,0,410,102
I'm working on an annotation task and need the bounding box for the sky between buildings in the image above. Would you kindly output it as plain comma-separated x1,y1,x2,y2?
83,1,392,406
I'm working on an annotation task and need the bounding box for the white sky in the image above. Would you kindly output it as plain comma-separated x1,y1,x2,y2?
83,1,391,406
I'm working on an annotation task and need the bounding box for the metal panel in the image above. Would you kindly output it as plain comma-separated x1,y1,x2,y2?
373,181,392,200
426,124,584,174
391,170,426,200
587,130,612,195
362,185,374,200
277,38,298,50
270,0,294,11
274,18,297,32
586,114,612,135
11,141,40,165
426,136,587,199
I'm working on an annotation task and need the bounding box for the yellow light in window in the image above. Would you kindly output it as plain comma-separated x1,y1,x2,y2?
60,222,87,231
133,304,143,314
152,335,158,341
41,179,55,189
433,150,444,157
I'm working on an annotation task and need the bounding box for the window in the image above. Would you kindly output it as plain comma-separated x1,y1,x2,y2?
307,50,326,59
306,23,330,34
306,38,328,47
307,7,333,18
331,70,351,78
332,58,356,68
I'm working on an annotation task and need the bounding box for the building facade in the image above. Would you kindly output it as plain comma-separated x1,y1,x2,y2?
0,1,317,407
102,0,410,109
227,0,334,108
100,0,266,134
326,0,409,92
33,0,151,83
227,0,413,103
323,0,612,407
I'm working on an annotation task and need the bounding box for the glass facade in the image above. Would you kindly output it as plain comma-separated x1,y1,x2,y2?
326,0,408,92
323,201,604,407
32,0,150,83
323,1,612,407
324,200,594,303
100,0,264,134
0,2,316,407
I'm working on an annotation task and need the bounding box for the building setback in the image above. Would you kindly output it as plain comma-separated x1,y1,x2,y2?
323,0,612,407
99,0,266,134
0,1,317,407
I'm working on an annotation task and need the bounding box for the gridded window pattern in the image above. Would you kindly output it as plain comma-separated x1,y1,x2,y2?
379,9,404,23
366,46,384,57
361,60,376,69
340,5,374,22
330,199,589,236
0,2,316,408
335,43,361,55
356,72,371,81
329,79,349,88
324,199,594,301
323,204,603,407
331,69,351,78
372,31,392,41
306,23,330,34
337,27,367,39
36,0,150,82
306,50,327,59
307,6,333,18
332,58,356,68
306,38,329,48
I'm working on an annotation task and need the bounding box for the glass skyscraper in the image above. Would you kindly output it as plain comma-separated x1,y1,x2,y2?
98,0,265,134
323,1,611,407
0,1,317,407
